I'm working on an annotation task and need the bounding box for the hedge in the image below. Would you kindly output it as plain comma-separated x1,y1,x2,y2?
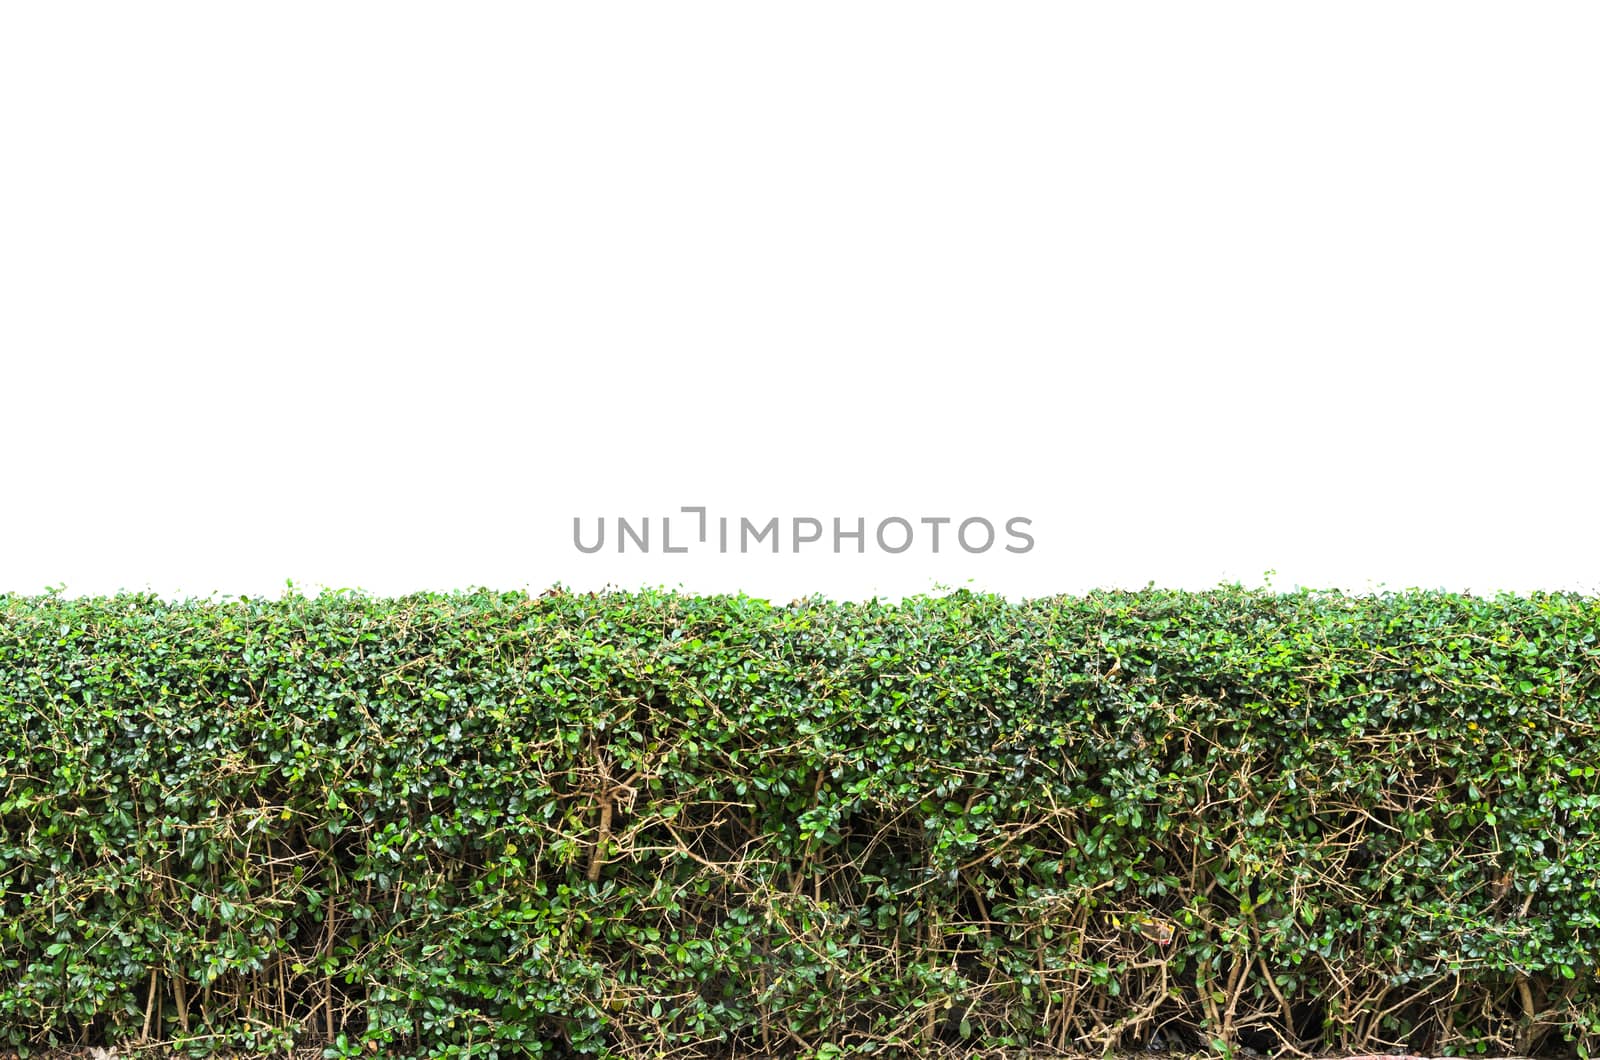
1,585,1598,1059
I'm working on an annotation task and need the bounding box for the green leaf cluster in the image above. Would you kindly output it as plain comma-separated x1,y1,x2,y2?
1,585,1598,1058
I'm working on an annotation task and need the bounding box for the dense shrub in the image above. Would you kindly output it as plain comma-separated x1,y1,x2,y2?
1,585,1598,1058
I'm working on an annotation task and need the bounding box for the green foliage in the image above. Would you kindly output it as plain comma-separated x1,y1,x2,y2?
1,585,1598,1057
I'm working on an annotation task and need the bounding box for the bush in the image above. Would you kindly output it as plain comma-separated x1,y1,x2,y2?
1,585,1598,1058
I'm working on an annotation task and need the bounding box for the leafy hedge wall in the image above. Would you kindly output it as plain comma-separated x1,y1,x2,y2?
1,586,1598,1058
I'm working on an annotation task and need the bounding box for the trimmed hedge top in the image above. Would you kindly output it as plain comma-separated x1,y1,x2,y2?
1,585,1598,1058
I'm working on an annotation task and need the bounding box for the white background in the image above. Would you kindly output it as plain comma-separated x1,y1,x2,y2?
4,3,1596,602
